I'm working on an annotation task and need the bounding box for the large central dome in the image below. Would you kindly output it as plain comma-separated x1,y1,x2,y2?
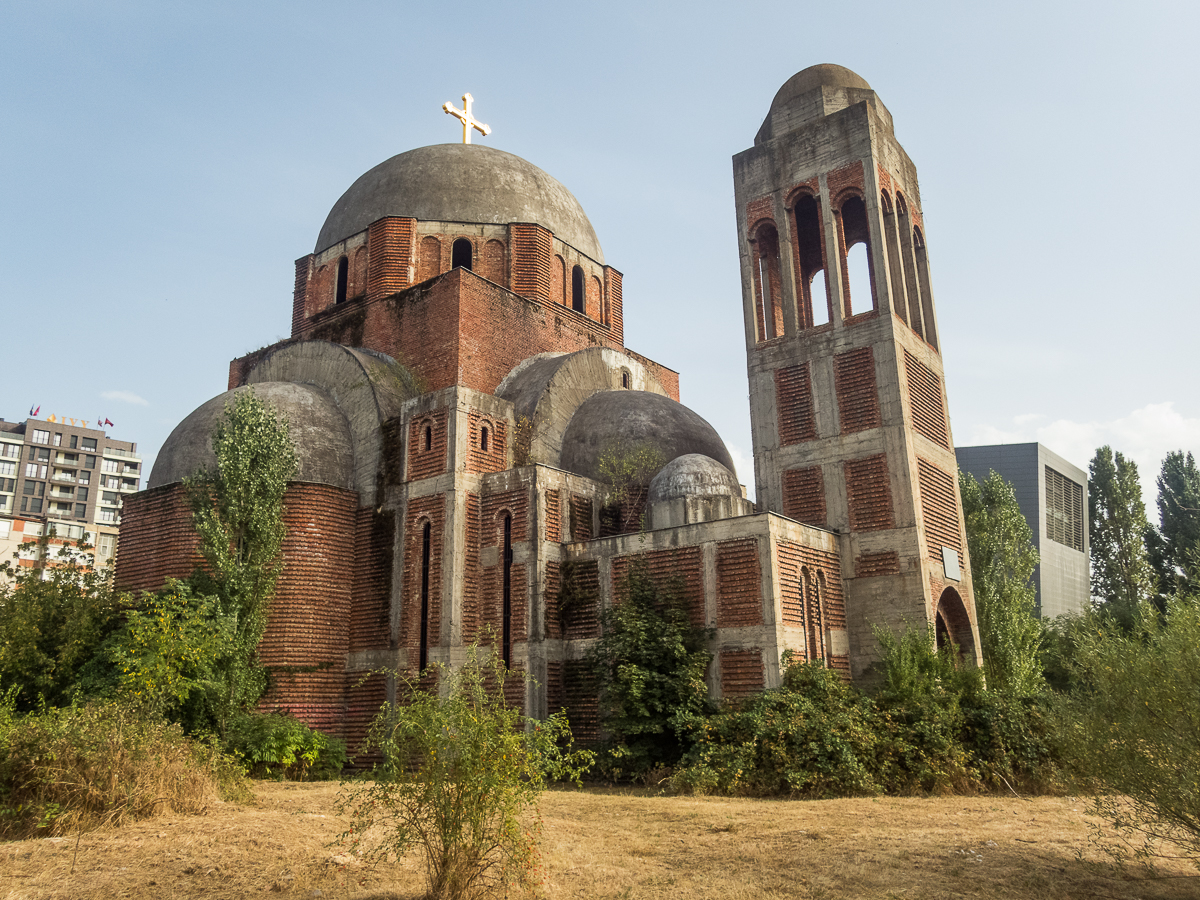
315,144,604,263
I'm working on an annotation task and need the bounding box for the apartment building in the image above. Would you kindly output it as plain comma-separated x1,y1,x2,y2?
0,415,142,576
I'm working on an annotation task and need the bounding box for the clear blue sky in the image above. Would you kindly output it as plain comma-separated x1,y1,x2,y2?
2,0,1196,507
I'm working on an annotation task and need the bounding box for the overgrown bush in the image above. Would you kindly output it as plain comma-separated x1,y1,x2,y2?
586,561,712,781
674,657,883,797
1058,599,1200,866
338,646,593,900
224,710,345,780
0,700,246,839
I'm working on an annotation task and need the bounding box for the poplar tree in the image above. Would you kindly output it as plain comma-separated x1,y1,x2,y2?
959,470,1043,696
185,389,297,725
1146,450,1200,600
1088,446,1156,627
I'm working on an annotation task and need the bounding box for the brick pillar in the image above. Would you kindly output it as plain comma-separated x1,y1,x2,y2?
367,217,416,300
509,224,552,301
291,254,314,338
604,266,623,342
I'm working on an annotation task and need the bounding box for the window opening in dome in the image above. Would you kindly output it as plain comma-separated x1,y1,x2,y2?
481,426,489,453
452,238,473,270
571,265,585,313
335,256,349,304
839,195,875,317
621,370,630,389
420,521,432,671
502,513,513,667
793,194,826,328
424,424,432,452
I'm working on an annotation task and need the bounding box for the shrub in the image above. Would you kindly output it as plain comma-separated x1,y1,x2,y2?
674,656,883,797
338,646,593,900
224,710,345,780
0,701,246,839
586,560,712,780
1059,599,1200,865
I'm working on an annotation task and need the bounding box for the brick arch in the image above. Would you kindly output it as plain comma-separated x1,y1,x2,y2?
784,184,819,212
879,188,893,213
552,254,566,305
750,218,784,341
935,586,975,658
350,245,368,298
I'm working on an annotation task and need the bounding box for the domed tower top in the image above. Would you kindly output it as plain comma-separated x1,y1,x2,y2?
316,144,604,263
754,63,892,146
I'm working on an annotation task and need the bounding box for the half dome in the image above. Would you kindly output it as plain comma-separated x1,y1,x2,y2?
315,144,604,263
148,382,355,491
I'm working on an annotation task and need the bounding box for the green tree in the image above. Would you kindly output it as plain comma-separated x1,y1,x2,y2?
1059,598,1200,866
185,388,297,726
1146,450,1200,601
585,561,712,779
959,470,1044,696
337,646,592,900
0,535,120,711
596,439,665,532
1088,446,1156,628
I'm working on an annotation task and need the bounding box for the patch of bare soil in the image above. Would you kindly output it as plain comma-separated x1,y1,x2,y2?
2,783,1197,900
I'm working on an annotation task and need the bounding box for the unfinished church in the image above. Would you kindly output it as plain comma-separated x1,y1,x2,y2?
115,64,980,747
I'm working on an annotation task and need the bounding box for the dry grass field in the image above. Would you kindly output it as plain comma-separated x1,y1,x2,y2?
3,782,1197,900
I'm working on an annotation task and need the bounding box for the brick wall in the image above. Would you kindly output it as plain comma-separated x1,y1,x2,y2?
557,558,600,639
715,539,762,627
570,495,593,541
917,457,961,561
834,347,881,434
720,649,764,698
545,489,561,542
467,411,507,473
782,466,826,527
408,409,449,480
402,494,445,658
904,350,948,448
844,454,894,532
775,363,816,445
366,217,416,300
463,493,481,641
114,484,201,592
855,550,901,578
258,484,358,735
612,546,705,626
350,508,393,652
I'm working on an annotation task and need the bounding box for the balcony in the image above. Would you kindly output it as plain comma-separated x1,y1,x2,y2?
102,447,140,460
52,472,76,484
53,454,80,468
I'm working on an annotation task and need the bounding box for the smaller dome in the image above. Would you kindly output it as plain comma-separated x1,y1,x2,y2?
768,64,871,112
149,383,355,490
559,391,735,483
649,454,741,504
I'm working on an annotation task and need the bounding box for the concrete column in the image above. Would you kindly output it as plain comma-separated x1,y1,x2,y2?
818,173,846,328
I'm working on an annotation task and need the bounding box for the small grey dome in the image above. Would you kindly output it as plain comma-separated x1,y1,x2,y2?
649,454,741,504
768,64,871,112
316,144,604,263
148,383,355,490
558,391,735,483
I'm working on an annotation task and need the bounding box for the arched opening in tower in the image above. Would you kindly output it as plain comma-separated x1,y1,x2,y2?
753,221,783,340
792,194,827,328
934,586,975,659
452,238,473,270
839,195,875,317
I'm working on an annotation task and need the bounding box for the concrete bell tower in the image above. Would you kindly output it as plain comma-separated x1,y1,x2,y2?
733,64,981,677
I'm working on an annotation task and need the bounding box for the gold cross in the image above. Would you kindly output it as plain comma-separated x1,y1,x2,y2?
443,93,491,144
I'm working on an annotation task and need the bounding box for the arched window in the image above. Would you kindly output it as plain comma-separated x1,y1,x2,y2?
839,195,875,317
571,265,585,312
896,193,924,337
792,194,827,328
452,238,473,270
420,521,432,671
934,587,975,659
880,191,908,325
753,221,783,340
481,425,489,452
913,227,938,351
424,424,432,452
502,513,513,667
335,256,349,304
